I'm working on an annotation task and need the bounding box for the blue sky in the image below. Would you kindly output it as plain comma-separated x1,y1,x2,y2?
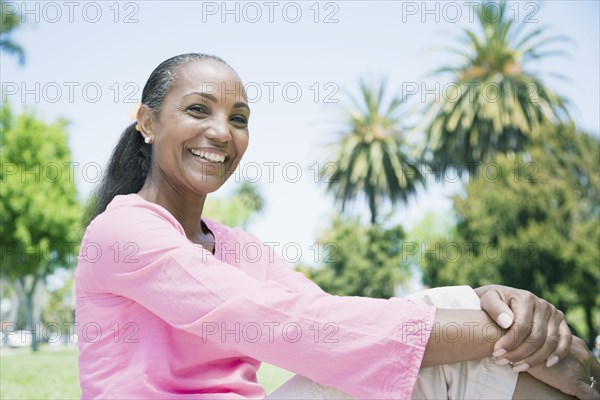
2,1,599,268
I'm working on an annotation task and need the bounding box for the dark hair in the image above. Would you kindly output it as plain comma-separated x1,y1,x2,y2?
84,53,229,224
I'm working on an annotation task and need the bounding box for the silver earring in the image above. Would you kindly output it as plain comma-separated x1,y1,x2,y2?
144,137,151,144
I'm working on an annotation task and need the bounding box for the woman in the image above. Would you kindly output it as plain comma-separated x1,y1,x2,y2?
75,53,600,399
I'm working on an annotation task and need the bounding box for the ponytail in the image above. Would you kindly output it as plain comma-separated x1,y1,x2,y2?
84,122,151,224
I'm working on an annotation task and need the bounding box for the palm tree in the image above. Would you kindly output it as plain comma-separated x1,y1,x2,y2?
323,78,423,225
424,0,570,175
0,0,26,64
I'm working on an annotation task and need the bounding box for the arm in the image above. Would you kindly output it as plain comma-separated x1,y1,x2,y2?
260,232,572,370
421,308,503,368
264,248,559,370
263,245,501,366
264,242,571,371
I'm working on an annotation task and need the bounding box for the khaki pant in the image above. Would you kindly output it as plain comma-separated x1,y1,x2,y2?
268,286,519,400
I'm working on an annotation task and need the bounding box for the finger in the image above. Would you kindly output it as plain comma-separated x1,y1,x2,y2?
494,292,536,355
523,309,570,368
478,289,515,357
501,297,553,365
545,318,572,367
510,312,561,369
479,289,515,330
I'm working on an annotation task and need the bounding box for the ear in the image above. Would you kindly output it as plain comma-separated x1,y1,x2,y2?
137,104,155,140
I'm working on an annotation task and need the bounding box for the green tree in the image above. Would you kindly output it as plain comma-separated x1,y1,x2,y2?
0,104,81,351
323,78,423,224
42,270,75,342
403,210,457,286
302,216,410,298
203,181,264,229
0,0,26,65
424,0,570,174
421,124,599,342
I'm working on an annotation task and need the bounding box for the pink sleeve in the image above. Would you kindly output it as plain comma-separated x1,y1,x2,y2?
83,204,436,400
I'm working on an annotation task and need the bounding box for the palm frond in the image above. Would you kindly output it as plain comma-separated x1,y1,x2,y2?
322,78,424,223
423,0,571,174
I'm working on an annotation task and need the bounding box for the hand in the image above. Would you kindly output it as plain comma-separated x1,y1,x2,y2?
475,284,572,371
527,336,600,400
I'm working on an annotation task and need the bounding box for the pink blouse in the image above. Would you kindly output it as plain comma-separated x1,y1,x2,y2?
75,194,436,399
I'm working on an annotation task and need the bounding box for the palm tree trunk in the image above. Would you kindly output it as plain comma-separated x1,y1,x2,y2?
369,195,378,225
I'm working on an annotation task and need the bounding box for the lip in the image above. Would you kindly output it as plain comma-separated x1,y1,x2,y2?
188,153,228,174
187,147,232,168
188,147,230,158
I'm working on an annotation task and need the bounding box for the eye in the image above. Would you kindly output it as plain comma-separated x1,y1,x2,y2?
230,115,248,127
187,104,208,115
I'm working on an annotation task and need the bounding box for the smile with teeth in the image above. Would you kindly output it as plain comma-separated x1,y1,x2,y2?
189,149,227,163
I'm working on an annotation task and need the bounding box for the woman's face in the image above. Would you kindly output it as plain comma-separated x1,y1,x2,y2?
141,59,250,196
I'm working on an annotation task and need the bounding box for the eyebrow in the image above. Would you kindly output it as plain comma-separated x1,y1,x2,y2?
183,91,250,112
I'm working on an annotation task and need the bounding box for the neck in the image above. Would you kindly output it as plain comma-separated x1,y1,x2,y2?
137,180,207,241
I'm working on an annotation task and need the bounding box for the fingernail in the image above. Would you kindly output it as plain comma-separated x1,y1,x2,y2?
546,356,559,368
498,312,513,329
495,358,511,366
492,348,507,358
512,363,530,372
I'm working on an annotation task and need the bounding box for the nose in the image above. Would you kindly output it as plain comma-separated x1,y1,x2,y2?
205,114,232,143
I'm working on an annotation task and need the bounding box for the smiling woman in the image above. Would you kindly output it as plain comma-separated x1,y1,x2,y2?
75,53,600,400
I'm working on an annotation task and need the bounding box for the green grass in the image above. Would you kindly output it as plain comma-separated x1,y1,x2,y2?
1,348,80,399
0,346,293,399
257,362,295,394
